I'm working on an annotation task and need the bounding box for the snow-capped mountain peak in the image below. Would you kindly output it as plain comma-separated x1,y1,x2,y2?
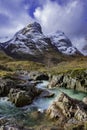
0,22,82,61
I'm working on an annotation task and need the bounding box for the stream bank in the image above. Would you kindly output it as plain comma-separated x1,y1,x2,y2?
0,70,87,130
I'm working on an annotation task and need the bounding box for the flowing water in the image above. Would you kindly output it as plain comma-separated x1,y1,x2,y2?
0,81,87,126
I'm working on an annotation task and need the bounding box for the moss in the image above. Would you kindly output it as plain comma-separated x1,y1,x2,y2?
0,51,87,76
0,71,14,77
65,123,85,130
84,122,87,130
70,68,86,78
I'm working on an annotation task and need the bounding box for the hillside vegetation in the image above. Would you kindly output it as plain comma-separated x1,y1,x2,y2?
0,51,87,76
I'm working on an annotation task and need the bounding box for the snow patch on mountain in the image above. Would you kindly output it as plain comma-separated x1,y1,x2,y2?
49,31,78,55
0,36,12,43
2,22,51,57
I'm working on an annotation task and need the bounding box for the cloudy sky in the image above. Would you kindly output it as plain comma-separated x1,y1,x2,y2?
0,0,87,53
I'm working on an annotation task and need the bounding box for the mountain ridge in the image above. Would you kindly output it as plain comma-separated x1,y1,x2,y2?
0,22,82,63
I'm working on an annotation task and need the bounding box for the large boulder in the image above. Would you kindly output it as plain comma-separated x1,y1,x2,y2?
8,89,32,107
47,93,87,121
8,84,41,107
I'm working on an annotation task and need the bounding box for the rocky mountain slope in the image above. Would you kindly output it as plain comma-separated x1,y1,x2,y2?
0,22,81,63
49,31,80,55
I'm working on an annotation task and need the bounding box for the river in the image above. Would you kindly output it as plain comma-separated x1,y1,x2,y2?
0,81,87,126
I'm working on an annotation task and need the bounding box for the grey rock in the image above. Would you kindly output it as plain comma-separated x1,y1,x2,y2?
8,89,32,107
0,78,15,96
47,92,87,121
8,86,41,107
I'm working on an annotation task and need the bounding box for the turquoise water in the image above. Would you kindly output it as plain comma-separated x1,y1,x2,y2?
59,88,87,100
0,98,23,118
0,81,87,119
34,81,87,110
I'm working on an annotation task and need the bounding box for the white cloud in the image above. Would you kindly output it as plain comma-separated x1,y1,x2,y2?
34,0,87,55
72,37,87,55
0,0,33,37
34,0,85,37
0,0,87,55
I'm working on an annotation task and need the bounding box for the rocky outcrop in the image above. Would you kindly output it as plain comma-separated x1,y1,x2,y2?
8,89,32,107
48,74,64,88
39,89,55,98
29,71,49,81
48,69,87,92
47,93,87,121
0,78,15,96
8,84,41,107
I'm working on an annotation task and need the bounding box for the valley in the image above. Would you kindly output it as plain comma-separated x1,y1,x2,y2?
0,22,87,130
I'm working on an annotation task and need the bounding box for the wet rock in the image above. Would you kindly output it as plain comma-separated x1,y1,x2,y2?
47,93,87,122
0,78,15,96
16,81,38,91
48,74,64,88
40,89,55,98
8,81,41,107
8,89,32,107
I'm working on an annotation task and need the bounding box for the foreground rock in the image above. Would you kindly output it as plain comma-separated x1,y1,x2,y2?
9,86,41,107
8,89,32,107
47,93,87,122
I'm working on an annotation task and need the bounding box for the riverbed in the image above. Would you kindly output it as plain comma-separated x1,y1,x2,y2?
0,81,87,126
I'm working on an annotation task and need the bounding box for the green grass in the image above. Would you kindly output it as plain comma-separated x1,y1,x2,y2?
0,51,87,77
